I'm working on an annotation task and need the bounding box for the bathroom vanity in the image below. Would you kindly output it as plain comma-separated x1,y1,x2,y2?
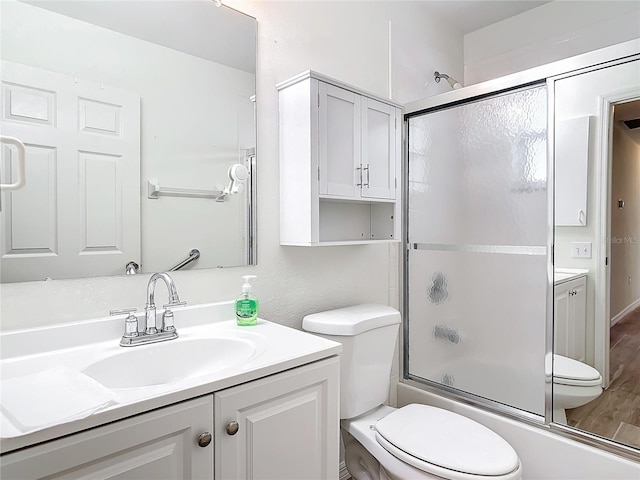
0,302,341,479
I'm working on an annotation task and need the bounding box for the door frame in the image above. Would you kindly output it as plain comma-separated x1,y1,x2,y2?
594,89,640,389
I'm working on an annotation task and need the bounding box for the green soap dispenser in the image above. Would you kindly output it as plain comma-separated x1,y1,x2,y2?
236,275,258,326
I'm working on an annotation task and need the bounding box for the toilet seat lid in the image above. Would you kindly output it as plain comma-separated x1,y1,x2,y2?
375,404,519,477
553,355,602,386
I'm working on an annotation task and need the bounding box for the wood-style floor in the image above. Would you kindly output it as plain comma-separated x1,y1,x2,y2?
566,305,640,448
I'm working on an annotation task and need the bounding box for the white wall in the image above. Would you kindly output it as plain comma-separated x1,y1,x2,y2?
1,0,254,272
0,1,462,332
610,123,640,321
464,0,640,84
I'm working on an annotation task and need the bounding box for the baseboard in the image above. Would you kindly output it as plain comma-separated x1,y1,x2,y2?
611,297,640,326
339,461,351,480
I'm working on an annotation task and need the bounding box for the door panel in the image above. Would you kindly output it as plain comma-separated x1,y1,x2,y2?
215,358,339,480
318,82,360,197
361,97,395,199
0,396,214,479
1,61,141,281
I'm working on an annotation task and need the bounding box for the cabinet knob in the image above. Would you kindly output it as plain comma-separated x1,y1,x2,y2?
197,432,212,447
226,421,239,436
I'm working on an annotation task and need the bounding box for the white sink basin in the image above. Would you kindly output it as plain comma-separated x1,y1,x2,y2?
83,337,256,389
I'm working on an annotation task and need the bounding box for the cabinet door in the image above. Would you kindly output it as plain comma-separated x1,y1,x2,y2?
554,283,571,357
361,98,397,200
0,396,214,480
318,82,360,197
554,277,587,361
569,278,587,362
215,357,340,480
555,116,590,226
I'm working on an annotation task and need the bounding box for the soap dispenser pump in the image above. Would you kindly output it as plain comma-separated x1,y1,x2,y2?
236,275,258,326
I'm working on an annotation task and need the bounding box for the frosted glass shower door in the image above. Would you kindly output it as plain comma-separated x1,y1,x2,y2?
406,85,548,416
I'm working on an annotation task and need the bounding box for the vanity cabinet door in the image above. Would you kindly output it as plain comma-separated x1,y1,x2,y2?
554,276,587,362
214,357,340,480
0,396,214,479
570,278,587,362
554,282,571,357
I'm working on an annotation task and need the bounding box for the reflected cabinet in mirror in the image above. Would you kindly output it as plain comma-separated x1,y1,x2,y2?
0,0,257,282
553,58,640,450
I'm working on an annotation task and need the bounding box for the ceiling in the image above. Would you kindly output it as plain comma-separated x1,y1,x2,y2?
424,0,550,34
23,0,256,73
22,0,551,72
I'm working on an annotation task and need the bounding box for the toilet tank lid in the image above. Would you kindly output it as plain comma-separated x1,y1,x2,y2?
302,304,400,336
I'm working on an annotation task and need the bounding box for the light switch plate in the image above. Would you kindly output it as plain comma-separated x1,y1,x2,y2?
571,242,592,258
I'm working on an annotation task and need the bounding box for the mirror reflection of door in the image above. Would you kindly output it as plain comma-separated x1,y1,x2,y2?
0,61,141,282
553,59,640,450
0,0,257,281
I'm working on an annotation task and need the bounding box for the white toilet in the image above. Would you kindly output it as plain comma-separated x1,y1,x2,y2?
552,354,603,424
303,304,522,480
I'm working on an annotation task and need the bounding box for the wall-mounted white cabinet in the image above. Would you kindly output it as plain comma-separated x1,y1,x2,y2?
555,116,591,226
278,71,402,245
554,275,587,362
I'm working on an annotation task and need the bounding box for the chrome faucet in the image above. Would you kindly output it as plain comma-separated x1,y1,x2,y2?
112,272,186,347
145,272,184,334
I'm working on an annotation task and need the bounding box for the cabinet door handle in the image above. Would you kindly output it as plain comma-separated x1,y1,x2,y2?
356,166,363,187
363,166,370,187
197,432,212,447
226,421,239,436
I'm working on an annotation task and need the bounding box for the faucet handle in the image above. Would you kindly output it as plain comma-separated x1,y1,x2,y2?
161,302,185,333
163,301,187,309
161,302,184,334
110,308,139,338
110,307,137,317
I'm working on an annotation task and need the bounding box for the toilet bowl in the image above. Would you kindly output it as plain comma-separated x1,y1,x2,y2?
552,354,603,424
303,304,522,480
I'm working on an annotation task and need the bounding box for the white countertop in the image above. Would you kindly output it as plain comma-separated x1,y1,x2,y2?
0,301,341,454
554,268,589,285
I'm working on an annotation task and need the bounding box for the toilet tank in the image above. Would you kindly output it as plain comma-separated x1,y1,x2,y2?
303,304,401,419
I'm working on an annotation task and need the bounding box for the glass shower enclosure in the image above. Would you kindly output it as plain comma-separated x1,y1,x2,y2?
404,84,549,416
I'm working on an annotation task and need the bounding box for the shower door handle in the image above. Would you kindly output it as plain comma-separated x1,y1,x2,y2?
0,136,26,191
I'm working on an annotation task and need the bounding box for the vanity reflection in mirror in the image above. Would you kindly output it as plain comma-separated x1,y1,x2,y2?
0,0,257,283
553,59,640,449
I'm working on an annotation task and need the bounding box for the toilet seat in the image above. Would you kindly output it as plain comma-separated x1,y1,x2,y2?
553,355,602,387
374,404,520,479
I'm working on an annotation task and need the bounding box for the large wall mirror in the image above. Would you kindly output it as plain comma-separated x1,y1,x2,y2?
553,57,640,451
0,0,257,283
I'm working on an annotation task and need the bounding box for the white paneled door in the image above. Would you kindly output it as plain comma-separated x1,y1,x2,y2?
1,61,140,282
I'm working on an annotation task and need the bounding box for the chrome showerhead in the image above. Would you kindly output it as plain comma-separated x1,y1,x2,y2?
434,71,462,90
